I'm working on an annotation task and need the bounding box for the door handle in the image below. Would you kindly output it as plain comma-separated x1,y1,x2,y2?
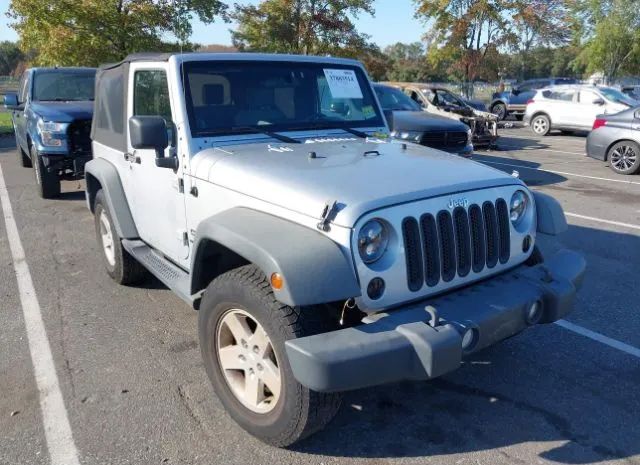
123,152,141,163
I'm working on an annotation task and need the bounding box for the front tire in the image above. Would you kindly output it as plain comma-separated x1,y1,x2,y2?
491,103,507,121
32,146,60,198
608,141,640,175
531,114,551,136
199,265,342,447
16,135,31,167
94,190,147,284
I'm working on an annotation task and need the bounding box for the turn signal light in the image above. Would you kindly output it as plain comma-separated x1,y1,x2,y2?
270,272,283,290
593,118,607,130
526,99,535,105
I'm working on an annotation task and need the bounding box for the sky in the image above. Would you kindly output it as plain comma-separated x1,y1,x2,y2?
0,0,426,49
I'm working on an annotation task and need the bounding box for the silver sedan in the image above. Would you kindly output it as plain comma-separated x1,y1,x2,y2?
586,106,640,175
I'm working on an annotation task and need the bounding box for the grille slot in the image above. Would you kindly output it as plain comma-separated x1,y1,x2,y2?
496,199,511,264
401,197,511,291
402,217,423,291
420,214,440,287
67,120,92,156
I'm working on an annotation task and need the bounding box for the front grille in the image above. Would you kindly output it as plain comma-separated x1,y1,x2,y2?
420,131,468,150
67,120,92,156
402,199,511,291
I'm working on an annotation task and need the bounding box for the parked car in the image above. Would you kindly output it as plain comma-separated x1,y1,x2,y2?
85,52,584,447
620,85,640,101
586,106,640,175
490,77,578,121
399,84,498,147
3,67,96,198
373,84,473,156
524,84,638,136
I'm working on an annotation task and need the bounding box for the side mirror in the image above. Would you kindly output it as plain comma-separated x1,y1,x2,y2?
593,98,605,106
4,93,20,109
128,115,177,170
634,109,640,120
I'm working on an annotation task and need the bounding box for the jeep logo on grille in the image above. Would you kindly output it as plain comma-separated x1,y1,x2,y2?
448,197,469,209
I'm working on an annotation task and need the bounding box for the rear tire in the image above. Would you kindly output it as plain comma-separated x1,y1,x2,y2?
199,265,342,447
32,146,60,198
607,141,640,175
94,190,147,284
531,114,551,136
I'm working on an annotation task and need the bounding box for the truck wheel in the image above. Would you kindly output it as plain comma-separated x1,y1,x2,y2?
94,190,147,284
491,103,507,121
531,114,551,136
31,146,60,198
199,265,342,447
607,141,640,175
16,137,31,167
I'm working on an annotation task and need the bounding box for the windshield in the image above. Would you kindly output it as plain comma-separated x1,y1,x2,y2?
374,85,421,111
426,89,466,107
599,87,638,106
33,71,96,102
182,61,384,137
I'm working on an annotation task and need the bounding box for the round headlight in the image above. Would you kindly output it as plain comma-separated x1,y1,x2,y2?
358,219,389,264
510,190,529,225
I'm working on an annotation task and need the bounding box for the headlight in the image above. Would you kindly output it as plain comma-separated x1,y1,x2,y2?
37,119,68,147
358,219,389,264
510,190,529,225
390,130,422,142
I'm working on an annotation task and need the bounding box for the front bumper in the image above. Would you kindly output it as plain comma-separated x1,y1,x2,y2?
41,153,91,178
285,249,585,392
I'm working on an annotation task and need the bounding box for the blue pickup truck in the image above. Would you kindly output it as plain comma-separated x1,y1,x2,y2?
3,67,96,198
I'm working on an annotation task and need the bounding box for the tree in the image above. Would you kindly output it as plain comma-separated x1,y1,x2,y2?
573,0,640,83
0,41,25,76
415,0,510,89
231,0,374,56
7,0,228,66
383,42,428,82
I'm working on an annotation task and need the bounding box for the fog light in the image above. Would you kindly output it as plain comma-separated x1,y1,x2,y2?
526,300,543,325
461,327,479,352
522,235,532,253
367,277,385,300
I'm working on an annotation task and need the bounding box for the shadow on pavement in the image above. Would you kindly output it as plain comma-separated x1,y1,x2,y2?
472,153,568,186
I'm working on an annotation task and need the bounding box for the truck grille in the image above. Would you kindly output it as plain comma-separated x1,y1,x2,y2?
401,199,511,291
67,120,92,156
420,131,468,151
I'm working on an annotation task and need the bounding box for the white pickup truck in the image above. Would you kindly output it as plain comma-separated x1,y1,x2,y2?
85,52,585,446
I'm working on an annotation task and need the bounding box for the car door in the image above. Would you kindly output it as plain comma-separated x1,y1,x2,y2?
512,81,540,106
547,89,577,127
125,63,189,265
13,72,29,152
576,89,605,129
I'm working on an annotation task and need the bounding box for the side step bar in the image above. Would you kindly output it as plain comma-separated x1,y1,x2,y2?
121,239,197,307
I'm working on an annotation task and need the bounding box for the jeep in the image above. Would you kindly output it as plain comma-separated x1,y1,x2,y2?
85,53,585,447
4,67,96,198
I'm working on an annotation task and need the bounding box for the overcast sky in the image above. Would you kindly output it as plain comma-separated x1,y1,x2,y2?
0,0,426,49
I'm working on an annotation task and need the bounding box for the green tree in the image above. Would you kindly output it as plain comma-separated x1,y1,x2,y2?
573,0,640,83
7,0,228,66
0,41,25,75
383,42,428,82
231,0,374,56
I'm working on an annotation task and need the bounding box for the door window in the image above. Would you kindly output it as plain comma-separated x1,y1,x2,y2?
578,90,599,104
133,70,172,121
18,73,29,103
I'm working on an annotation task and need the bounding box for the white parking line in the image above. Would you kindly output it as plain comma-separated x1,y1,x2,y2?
565,212,640,231
555,320,640,359
496,144,586,156
0,164,80,465
480,160,640,186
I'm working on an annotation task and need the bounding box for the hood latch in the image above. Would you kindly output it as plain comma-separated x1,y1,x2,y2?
317,200,339,232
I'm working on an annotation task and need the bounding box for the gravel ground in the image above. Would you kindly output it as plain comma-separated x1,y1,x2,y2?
0,128,639,465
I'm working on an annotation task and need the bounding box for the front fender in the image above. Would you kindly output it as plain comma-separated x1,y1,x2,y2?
192,208,361,307
533,191,567,235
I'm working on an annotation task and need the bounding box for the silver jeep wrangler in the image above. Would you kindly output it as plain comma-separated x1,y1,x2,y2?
85,52,585,446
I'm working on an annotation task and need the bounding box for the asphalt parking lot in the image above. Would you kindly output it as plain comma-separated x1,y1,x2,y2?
1,127,639,465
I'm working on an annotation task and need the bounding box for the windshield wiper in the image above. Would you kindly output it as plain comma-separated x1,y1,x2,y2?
198,126,301,144
341,127,368,138
296,122,369,138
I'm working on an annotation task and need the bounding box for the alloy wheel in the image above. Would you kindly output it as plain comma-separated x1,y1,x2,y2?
99,209,116,267
610,144,638,172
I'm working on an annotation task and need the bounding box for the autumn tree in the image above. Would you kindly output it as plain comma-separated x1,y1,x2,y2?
231,0,374,56
0,41,25,76
7,0,228,66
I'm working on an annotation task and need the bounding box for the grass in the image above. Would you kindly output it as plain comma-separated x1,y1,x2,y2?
0,111,13,135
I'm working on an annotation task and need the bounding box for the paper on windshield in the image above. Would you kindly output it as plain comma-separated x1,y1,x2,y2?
323,69,363,99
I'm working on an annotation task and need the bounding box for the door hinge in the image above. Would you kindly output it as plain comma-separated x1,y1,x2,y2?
190,186,198,197
182,231,189,246
178,178,184,193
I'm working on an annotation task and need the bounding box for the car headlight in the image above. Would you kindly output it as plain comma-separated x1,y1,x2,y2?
37,119,68,147
510,190,529,225
390,130,422,142
358,219,389,264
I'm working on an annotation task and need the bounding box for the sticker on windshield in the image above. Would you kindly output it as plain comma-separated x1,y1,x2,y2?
362,105,375,118
323,69,363,99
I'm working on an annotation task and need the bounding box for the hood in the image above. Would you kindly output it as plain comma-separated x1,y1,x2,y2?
389,111,469,132
29,101,93,122
191,138,521,228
